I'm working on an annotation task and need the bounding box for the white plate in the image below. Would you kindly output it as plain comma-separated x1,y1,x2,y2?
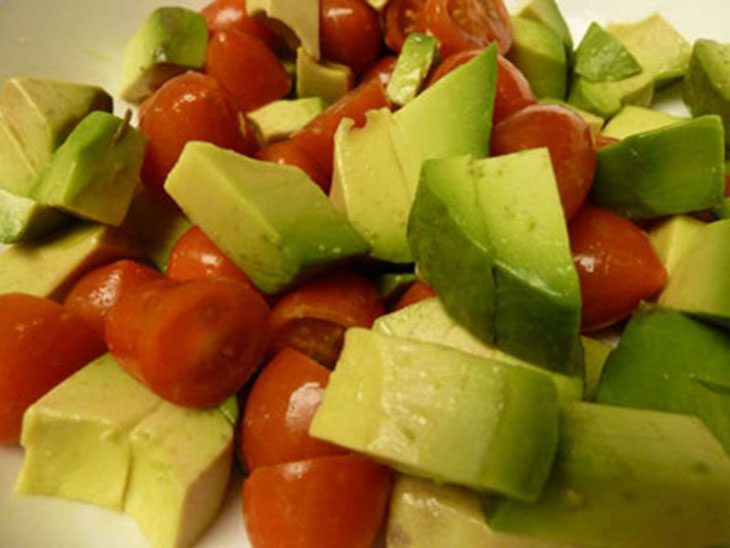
0,1,728,547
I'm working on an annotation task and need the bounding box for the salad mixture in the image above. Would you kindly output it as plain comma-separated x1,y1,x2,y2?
1,0,730,547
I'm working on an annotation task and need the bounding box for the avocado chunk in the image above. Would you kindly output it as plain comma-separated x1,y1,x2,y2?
540,100,604,135
248,97,325,145
580,336,612,401
0,77,112,196
0,189,70,244
573,22,642,82
648,214,704,277
386,33,439,107
295,47,352,104
372,297,583,404
487,402,730,548
600,104,684,140
684,39,730,148
375,272,417,304
590,115,724,218
508,17,567,100
247,0,319,58
567,68,653,119
0,222,138,299
310,328,559,501
408,149,583,375
517,0,572,53
164,141,369,294
31,111,146,226
596,306,730,453
121,7,208,103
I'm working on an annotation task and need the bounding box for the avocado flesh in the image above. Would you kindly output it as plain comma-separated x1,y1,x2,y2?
247,0,319,59
601,105,684,140
295,47,352,104
540,100,604,135
248,97,325,145
310,328,559,502
386,33,439,107
508,17,567,100
488,402,730,548
579,336,612,402
31,111,146,226
590,115,724,218
164,141,370,294
121,7,208,103
597,306,730,454
408,149,583,375
0,189,70,244
375,272,417,303
568,70,653,119
573,22,642,82
648,214,704,277
518,0,572,53
0,112,38,196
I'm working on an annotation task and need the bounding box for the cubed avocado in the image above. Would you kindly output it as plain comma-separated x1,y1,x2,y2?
573,22,642,82
648,214,704,277
517,0,572,54
580,336,612,401
590,115,724,218
164,141,370,294
247,0,319,59
386,33,439,107
567,69,653,119
600,104,684,140
408,149,583,375
487,402,730,548
0,112,37,196
0,189,70,244
121,7,208,103
295,47,353,104
310,328,559,501
248,97,325,145
596,306,730,454
540,100,604,135
375,272,417,304
508,17,567,100
31,111,146,226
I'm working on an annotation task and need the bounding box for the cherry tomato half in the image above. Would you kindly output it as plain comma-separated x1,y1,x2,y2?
201,0,276,48
360,55,398,87
384,0,428,53
392,280,437,311
320,0,382,75
255,140,331,193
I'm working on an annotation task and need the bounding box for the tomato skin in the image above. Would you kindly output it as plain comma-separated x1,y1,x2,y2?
384,0,427,53
201,0,276,48
491,104,596,220
493,55,537,124
420,0,513,57
569,205,667,332
243,454,392,548
242,348,346,470
594,134,620,149
360,55,398,87
320,0,382,75
63,260,163,338
205,29,291,113
139,72,251,202
0,294,105,444
255,141,331,193
392,280,437,311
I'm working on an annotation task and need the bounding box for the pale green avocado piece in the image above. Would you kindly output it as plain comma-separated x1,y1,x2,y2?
487,402,730,548
121,7,208,103
573,22,642,82
518,0,572,53
375,272,417,304
601,104,684,140
508,17,567,100
596,306,730,454
567,69,653,119
658,220,730,330
540,100,604,135
31,111,146,226
387,475,576,548
0,76,112,196
165,141,369,294
295,47,352,104
408,149,583,375
0,222,138,299
248,97,325,145
714,162,730,219
247,0,319,58
684,39,730,148
591,115,724,218
580,336,612,401
0,189,70,244
331,47,497,263
386,33,439,107
310,328,559,501
648,214,704,277
373,298,583,404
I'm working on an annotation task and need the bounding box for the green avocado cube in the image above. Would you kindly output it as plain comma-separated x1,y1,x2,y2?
386,32,439,107
518,0,572,53
567,70,653,119
573,22,642,82
508,17,567,100
248,97,325,145
0,189,70,244
310,328,559,502
600,104,684,140
648,214,704,277
295,47,353,104
164,141,370,294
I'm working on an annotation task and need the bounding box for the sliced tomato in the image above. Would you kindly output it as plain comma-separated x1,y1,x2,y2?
392,280,437,311
360,55,398,87
320,0,382,75
384,0,428,53
594,134,620,149
0,294,105,443
255,140,331,193
201,0,276,48
243,454,392,548
493,55,536,124
490,104,596,220
426,48,483,87
569,205,667,332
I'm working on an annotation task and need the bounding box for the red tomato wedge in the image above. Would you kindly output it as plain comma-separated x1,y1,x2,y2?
255,140,331,193
384,0,428,53
243,454,392,548
569,205,668,332
392,280,437,311
0,294,105,444
360,55,398,86
201,0,276,48
320,0,382,75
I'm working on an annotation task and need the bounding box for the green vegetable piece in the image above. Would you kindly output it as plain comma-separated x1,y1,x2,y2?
0,189,70,244
648,214,704,277
247,0,319,59
386,32,439,107
541,100,604,135
574,22,642,82
375,272,416,303
295,47,352,104
580,336,612,401
601,104,683,140
567,69,653,119
508,17,567,100
248,97,325,145
590,115,724,218
518,0,573,52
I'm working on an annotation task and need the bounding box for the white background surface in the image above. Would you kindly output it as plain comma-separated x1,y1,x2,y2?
0,0,728,547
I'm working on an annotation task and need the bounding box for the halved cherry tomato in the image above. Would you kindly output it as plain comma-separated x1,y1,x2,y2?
167,226,254,286
491,104,596,220
384,0,427,53
427,48,483,86
320,0,382,75
569,205,667,332
64,260,163,338
205,29,291,113
139,72,251,202
360,55,398,87
242,348,346,470
255,140,331,193
106,277,270,407
290,78,390,179
243,454,392,548
0,294,105,444
594,135,620,149
268,270,384,367
419,0,512,57
392,280,437,311
201,0,276,48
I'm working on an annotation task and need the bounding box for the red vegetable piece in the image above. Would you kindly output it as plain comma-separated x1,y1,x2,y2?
201,0,276,48
360,55,398,87
384,0,428,53
320,0,382,75
392,280,437,311
255,140,331,193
